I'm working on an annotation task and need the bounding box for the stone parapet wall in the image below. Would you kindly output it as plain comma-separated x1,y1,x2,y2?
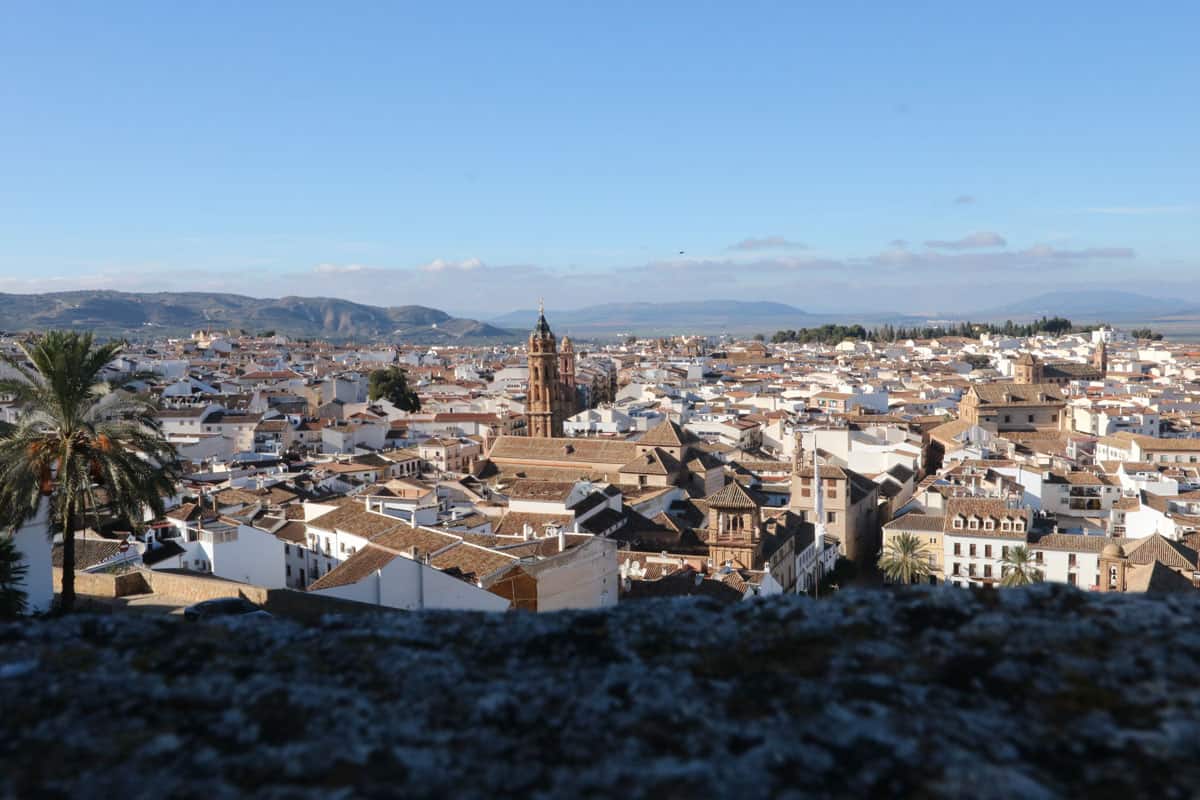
138,569,269,605
3,585,1200,797
52,567,149,598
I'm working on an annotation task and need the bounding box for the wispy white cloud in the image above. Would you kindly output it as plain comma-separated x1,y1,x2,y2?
1022,245,1135,260
1084,205,1195,216
727,235,807,252
0,233,1147,315
924,231,1007,250
419,257,485,273
313,263,370,274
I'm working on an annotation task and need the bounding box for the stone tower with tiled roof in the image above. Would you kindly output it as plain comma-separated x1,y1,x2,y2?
703,480,766,569
527,300,564,438
557,335,578,421
1014,352,1043,385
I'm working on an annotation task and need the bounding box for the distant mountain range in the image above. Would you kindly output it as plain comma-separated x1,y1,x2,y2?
489,301,927,337
974,290,1198,320
0,291,517,343
490,301,812,335
4,290,1198,343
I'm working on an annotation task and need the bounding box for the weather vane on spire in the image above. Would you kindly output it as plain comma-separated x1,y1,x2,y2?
538,296,545,315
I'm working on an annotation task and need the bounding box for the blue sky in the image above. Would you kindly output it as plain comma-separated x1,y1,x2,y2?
1,1,1197,316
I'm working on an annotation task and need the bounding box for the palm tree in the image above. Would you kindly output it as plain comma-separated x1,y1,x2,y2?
878,532,934,585
0,535,28,618
0,331,179,612
1000,545,1043,587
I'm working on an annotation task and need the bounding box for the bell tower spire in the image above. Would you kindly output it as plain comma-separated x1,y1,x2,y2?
526,299,562,437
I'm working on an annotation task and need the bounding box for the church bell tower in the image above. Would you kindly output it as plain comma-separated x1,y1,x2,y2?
527,300,563,438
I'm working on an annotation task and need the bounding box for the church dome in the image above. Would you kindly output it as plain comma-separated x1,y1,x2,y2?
1101,542,1126,559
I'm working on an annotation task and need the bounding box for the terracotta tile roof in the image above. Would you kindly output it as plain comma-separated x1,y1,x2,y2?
489,435,637,465
214,485,298,507
1030,533,1122,552
493,512,574,537
506,479,578,502
944,497,1030,537
272,521,308,543
705,480,761,510
1124,560,1195,593
928,418,975,444
1126,533,1199,571
1124,435,1200,452
307,546,396,591
52,539,124,570
883,513,945,533
166,503,200,522
370,526,462,559
428,544,516,581
968,383,1065,406
619,447,678,476
306,503,403,538
636,419,695,448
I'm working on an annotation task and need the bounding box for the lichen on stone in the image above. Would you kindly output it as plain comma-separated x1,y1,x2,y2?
2,585,1199,799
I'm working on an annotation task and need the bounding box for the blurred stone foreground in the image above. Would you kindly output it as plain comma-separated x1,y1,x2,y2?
3,585,1200,799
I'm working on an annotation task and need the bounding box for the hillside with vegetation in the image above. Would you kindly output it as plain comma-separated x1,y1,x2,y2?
0,291,518,343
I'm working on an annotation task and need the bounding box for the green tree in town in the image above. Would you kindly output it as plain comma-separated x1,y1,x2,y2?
0,331,179,612
368,366,421,412
877,532,934,585
1000,545,1044,587
0,536,28,618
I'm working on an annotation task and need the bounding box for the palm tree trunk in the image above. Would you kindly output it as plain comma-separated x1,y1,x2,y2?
59,516,75,613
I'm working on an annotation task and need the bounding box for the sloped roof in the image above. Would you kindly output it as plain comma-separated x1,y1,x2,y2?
428,544,516,582
637,419,693,448
141,540,186,567
1126,533,1198,571
1125,560,1196,593
506,480,577,502
619,447,679,476
53,539,124,570
493,512,574,537
705,480,762,510
883,513,945,533
307,547,397,591
488,435,637,465
307,502,403,539
943,498,1029,537
969,383,1065,406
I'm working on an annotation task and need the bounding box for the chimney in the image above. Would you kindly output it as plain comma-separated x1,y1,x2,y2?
558,526,566,553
